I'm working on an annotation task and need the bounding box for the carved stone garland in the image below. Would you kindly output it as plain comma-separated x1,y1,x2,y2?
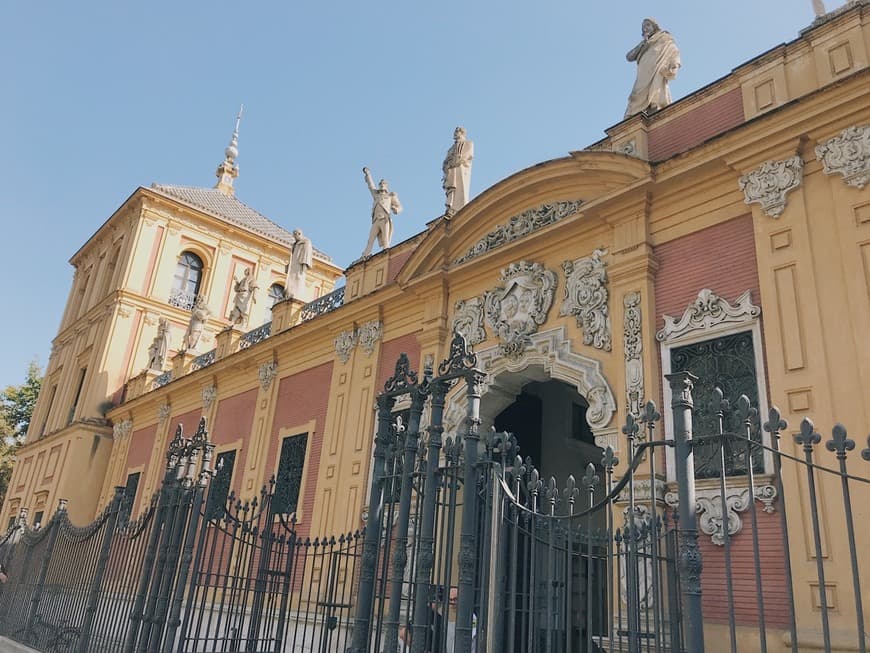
334,320,383,363
815,124,870,189
738,155,804,218
483,261,557,359
452,297,486,346
623,291,644,416
656,289,761,343
334,329,357,364
560,249,612,351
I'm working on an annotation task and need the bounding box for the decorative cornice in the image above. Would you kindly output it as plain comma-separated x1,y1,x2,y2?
453,200,584,265
560,249,612,351
258,361,279,391
738,155,804,218
665,483,777,546
656,289,760,343
815,125,870,189
452,297,486,346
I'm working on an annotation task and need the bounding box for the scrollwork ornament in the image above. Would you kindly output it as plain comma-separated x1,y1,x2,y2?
334,329,357,364
201,384,217,409
657,289,760,342
560,249,612,351
258,361,279,391
113,419,133,439
384,353,418,393
452,298,486,346
157,403,171,422
356,320,383,355
814,125,870,189
738,155,804,218
623,291,644,416
438,331,478,376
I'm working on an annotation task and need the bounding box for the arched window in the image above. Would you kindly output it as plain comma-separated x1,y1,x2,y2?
266,283,285,321
170,251,204,310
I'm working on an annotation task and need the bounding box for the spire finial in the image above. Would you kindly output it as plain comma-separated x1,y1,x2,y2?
215,105,244,196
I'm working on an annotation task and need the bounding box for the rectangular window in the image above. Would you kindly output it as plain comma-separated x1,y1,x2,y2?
33,511,44,529
40,384,58,437
121,472,141,522
205,450,237,520
68,368,87,425
273,433,309,515
670,330,764,478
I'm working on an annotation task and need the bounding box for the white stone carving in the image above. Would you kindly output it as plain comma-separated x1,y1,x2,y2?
625,18,681,118
623,292,644,416
665,483,778,546
442,126,474,216
484,261,558,359
201,384,217,409
357,320,383,355
334,329,358,364
258,361,279,391
113,419,133,439
157,403,171,422
618,477,666,504
815,125,870,189
656,289,761,343
452,298,486,346
738,155,804,218
560,249,612,351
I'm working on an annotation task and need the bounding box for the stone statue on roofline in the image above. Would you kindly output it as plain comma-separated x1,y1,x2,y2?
182,296,212,351
228,268,258,327
442,126,474,216
624,18,681,119
286,229,313,300
147,318,172,371
361,166,403,258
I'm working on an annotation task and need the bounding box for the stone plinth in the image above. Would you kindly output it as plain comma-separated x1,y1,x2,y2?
271,297,306,332
215,326,244,361
126,370,162,401
171,351,197,378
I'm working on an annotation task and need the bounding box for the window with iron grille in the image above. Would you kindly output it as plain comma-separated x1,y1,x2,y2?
273,434,308,515
121,472,141,522
205,450,236,520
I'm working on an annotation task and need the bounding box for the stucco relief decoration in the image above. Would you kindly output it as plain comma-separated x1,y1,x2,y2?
738,155,804,218
334,329,358,364
112,419,133,439
483,261,557,359
814,125,870,189
258,361,279,391
623,291,644,416
453,200,584,265
452,298,486,346
665,484,777,546
157,403,171,422
357,320,383,356
560,249,612,351
656,289,761,343
201,384,217,409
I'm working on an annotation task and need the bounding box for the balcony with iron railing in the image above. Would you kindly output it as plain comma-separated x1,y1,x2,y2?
168,289,198,311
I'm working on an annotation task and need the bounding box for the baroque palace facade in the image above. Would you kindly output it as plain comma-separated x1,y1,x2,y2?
3,4,870,650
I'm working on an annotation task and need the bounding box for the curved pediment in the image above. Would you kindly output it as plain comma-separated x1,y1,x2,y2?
395,151,651,285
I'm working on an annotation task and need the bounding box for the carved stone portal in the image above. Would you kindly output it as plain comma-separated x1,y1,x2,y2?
738,155,804,218
452,297,486,346
815,125,870,189
484,261,557,359
560,249,612,351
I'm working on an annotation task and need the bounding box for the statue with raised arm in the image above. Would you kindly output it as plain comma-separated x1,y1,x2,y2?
182,296,212,351
442,126,474,216
361,166,402,258
624,18,681,119
147,318,172,371
286,229,313,299
228,268,258,326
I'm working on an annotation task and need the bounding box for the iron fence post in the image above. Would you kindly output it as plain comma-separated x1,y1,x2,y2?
26,498,65,637
349,391,396,653
76,486,125,653
666,371,705,652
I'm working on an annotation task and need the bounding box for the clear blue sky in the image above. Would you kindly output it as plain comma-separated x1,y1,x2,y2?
0,0,820,387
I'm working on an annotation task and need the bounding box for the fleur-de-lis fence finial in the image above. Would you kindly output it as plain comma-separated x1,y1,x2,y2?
825,424,855,460
763,406,788,438
563,475,579,516
795,417,821,451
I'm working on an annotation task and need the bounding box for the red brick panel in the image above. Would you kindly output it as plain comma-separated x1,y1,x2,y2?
699,510,791,627
264,361,334,537
211,387,258,486
126,424,157,470
377,334,422,390
648,87,744,162
387,249,414,284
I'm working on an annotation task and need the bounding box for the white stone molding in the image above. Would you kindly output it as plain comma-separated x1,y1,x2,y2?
738,155,804,218
656,289,761,343
258,361,279,391
357,320,383,356
664,483,778,546
112,419,133,439
157,403,171,422
560,249,612,351
483,261,558,359
454,200,584,265
334,329,358,364
815,125,870,189
618,477,666,504
623,291,644,416
201,384,217,409
452,298,486,346
444,326,616,433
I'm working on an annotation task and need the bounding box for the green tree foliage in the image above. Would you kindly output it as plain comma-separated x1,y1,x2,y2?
0,360,43,506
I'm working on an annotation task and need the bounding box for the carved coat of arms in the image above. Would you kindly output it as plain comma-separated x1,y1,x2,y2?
483,261,557,358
